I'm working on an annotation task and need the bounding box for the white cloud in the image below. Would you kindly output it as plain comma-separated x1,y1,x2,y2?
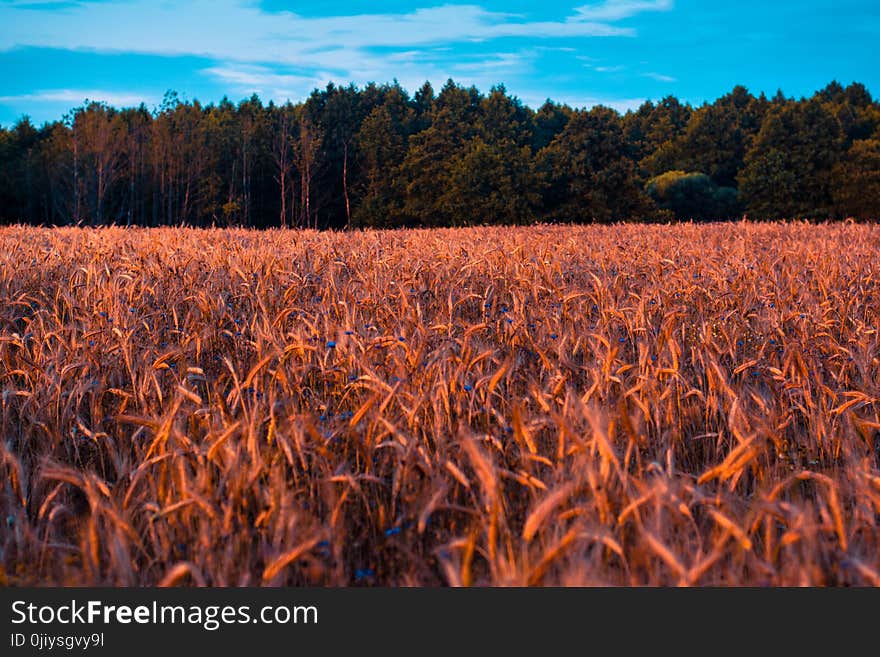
447,52,528,73
643,71,676,82
579,96,647,113
0,88,153,107
0,1,633,66
518,91,646,113
574,0,673,22
201,65,334,103
202,47,543,106
0,2,673,116
2,1,75,6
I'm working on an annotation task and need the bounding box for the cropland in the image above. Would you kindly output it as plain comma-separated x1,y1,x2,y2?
1,222,879,586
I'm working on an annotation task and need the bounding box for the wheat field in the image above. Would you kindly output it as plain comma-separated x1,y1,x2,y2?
1,222,879,586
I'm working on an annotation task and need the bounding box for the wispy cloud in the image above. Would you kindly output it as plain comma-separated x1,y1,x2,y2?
574,0,674,22
0,88,152,107
0,2,674,120
447,52,529,73
643,71,676,82
0,2,634,65
203,48,538,105
1,0,83,7
518,90,646,113
201,65,334,103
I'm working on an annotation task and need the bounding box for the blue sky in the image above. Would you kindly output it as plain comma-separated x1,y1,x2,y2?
1,0,877,126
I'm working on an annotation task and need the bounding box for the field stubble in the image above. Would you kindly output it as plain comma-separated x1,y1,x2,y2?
1,221,879,586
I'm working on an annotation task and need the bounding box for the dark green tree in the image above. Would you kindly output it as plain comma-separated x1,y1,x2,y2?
532,100,573,152
538,106,654,223
0,117,50,224
674,86,768,187
477,84,533,146
832,138,880,219
815,81,879,147
353,85,413,228
739,99,842,219
646,170,740,221
398,79,480,226
623,96,692,175
0,79,876,227
312,83,362,229
440,137,538,226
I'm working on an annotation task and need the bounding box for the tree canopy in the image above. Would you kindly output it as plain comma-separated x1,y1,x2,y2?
0,79,878,228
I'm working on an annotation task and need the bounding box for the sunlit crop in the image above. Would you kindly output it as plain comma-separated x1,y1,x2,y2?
2,221,879,586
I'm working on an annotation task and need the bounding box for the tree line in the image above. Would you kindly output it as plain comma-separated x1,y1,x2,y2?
1,79,878,229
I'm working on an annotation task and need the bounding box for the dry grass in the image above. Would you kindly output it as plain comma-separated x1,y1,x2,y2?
1,221,879,586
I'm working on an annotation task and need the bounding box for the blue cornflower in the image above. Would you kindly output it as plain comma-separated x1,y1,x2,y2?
326,341,336,348
463,384,473,392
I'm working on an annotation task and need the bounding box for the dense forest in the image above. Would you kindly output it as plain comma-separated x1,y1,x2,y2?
1,79,878,228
